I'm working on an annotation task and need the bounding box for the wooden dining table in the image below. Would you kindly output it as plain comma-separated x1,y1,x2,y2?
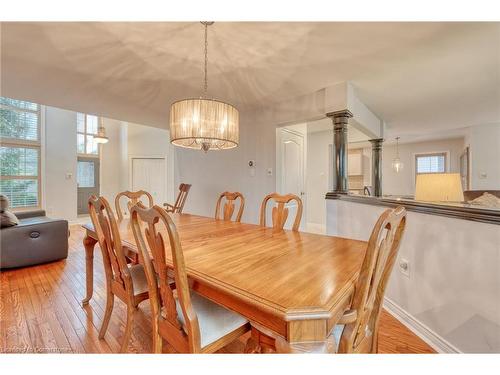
81,213,367,353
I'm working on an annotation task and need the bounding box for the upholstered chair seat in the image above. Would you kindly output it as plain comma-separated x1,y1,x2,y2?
331,325,345,352
88,195,153,353
175,291,248,348
130,203,250,353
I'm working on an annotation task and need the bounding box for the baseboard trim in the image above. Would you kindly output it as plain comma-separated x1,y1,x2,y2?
383,297,461,353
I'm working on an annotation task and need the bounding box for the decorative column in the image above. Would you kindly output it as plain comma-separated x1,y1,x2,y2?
369,138,384,197
326,110,353,195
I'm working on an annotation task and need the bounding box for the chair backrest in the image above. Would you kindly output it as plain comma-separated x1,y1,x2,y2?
115,190,154,220
88,196,132,293
130,204,201,352
215,191,245,222
173,184,191,213
259,193,303,231
338,206,407,353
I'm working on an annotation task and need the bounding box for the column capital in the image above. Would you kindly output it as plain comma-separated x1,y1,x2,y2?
326,109,353,119
369,138,384,150
326,110,353,131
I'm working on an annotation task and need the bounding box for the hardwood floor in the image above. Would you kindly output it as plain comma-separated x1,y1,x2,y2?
0,225,435,354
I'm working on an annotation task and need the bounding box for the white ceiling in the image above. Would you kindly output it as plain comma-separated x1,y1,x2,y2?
1,22,499,136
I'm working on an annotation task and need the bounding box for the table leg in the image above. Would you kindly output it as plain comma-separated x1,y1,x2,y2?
245,322,337,354
82,232,98,306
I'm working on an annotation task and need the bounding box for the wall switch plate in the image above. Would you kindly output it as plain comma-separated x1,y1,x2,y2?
267,168,273,176
399,258,410,278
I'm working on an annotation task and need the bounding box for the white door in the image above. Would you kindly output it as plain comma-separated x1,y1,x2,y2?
277,128,306,230
131,158,166,206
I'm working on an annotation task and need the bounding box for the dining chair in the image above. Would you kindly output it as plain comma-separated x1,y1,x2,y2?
115,190,154,220
333,206,407,353
130,203,250,353
215,191,245,222
245,206,407,354
164,183,191,213
88,195,150,353
259,193,303,231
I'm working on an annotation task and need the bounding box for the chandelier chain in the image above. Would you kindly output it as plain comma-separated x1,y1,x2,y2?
204,22,208,94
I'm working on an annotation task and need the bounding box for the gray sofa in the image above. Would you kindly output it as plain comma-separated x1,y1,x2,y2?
0,210,69,269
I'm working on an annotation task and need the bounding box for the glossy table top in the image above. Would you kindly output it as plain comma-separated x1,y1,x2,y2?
84,213,367,319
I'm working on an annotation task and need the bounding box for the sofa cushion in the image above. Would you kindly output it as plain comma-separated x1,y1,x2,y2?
0,194,20,228
1,210,19,228
15,210,46,219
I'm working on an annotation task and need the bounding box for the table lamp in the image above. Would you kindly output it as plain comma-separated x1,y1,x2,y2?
415,173,464,202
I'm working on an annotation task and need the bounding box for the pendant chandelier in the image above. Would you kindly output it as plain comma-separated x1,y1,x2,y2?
392,136,403,173
94,117,109,144
169,22,239,152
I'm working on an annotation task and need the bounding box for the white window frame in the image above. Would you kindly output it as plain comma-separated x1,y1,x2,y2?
77,113,100,158
0,100,42,211
413,151,450,185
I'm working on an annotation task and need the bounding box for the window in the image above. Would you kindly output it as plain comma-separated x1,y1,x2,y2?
77,160,95,188
0,97,41,209
77,113,99,156
415,152,447,175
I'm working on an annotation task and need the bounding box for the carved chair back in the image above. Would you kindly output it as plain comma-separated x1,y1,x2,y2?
215,192,245,222
130,204,201,352
259,193,303,231
88,195,133,294
115,190,154,220
338,206,407,353
167,184,191,213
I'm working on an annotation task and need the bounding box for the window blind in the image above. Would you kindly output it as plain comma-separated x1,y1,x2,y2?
416,154,446,174
0,108,39,141
0,179,38,208
0,96,41,209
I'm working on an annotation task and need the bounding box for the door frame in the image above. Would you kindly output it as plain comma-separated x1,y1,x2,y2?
275,126,307,227
128,154,174,205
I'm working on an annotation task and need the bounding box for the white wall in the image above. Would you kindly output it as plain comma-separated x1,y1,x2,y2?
326,199,500,353
382,138,465,197
465,123,500,190
304,135,467,230
306,130,331,227
99,118,125,205
306,130,372,229
44,106,78,221
100,120,176,214
173,110,276,224
42,104,175,221
171,82,383,226
361,146,372,187
125,122,175,205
